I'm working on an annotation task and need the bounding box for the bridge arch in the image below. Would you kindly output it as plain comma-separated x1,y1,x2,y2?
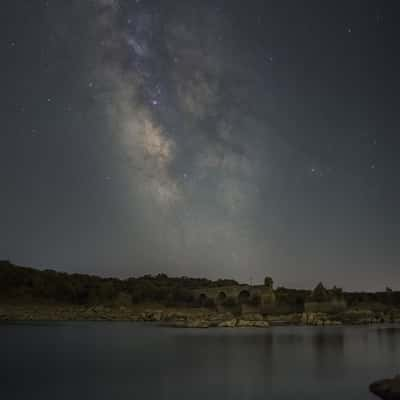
198,293,207,306
217,291,227,304
238,290,250,304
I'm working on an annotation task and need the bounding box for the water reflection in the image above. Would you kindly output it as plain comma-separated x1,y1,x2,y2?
312,329,345,379
166,331,276,398
1,323,400,400
377,326,400,358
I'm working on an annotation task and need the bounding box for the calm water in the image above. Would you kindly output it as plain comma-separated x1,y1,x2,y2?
1,323,399,399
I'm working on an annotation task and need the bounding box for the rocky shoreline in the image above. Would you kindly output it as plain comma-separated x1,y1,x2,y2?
1,304,400,328
370,375,400,399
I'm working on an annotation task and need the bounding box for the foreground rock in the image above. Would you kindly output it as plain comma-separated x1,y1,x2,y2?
370,375,400,399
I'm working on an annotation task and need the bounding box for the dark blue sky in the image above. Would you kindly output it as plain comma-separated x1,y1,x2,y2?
1,0,399,290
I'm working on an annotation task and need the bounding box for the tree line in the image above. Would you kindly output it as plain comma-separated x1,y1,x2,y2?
1,261,399,309
0,261,237,307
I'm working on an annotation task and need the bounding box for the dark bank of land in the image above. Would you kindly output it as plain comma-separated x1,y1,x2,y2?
1,260,400,328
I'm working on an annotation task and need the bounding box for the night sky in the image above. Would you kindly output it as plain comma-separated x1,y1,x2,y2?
1,0,399,290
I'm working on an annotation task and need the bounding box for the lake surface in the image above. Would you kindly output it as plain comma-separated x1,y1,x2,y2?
1,323,399,399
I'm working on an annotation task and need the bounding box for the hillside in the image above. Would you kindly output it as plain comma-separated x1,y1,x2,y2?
0,260,238,307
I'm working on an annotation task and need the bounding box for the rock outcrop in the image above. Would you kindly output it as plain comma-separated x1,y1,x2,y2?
218,319,237,327
370,375,400,399
165,313,270,328
140,310,164,321
236,319,270,328
300,312,342,326
338,309,387,325
1,303,399,327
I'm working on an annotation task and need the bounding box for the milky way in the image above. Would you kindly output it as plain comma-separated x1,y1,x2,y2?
93,0,274,280
1,0,400,289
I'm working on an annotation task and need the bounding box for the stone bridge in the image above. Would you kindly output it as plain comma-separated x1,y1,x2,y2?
191,285,275,306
